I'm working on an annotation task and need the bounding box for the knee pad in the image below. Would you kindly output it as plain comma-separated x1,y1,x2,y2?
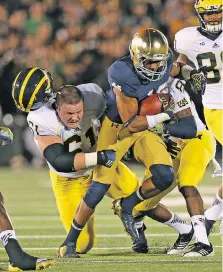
83,181,111,209
179,186,200,198
150,164,174,191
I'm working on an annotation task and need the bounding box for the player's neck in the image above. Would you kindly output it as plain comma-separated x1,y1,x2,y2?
197,27,222,41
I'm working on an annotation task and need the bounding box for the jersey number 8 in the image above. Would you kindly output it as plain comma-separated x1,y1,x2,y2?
197,51,223,84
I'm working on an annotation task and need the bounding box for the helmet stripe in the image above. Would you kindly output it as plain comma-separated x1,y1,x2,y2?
19,67,38,111
12,70,23,109
26,75,47,112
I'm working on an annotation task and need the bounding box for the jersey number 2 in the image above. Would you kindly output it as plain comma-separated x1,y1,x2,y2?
197,52,223,84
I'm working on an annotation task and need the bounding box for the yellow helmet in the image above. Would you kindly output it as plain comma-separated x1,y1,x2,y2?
129,28,170,81
195,0,222,34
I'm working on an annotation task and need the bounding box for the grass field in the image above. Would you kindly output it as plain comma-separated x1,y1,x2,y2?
0,164,222,272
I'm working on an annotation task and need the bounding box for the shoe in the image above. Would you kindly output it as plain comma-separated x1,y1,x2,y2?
167,227,194,255
205,219,215,236
132,224,148,253
58,243,80,258
120,200,139,240
8,258,55,271
183,242,214,257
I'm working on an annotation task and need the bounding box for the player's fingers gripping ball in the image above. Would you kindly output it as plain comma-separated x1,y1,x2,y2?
0,127,13,146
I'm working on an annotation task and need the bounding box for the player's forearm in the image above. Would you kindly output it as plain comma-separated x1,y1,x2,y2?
128,114,169,133
128,115,149,132
171,62,194,80
164,116,197,139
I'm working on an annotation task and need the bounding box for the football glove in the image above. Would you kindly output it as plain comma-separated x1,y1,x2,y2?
165,139,181,159
189,68,206,95
0,127,13,146
149,122,169,137
97,149,116,168
159,94,175,118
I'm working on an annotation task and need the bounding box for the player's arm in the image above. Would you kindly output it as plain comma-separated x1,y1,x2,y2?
114,87,173,133
164,107,197,139
37,135,115,171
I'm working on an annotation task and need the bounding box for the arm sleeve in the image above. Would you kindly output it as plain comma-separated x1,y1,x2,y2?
164,116,197,139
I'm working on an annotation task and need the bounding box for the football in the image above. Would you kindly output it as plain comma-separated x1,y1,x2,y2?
139,93,170,116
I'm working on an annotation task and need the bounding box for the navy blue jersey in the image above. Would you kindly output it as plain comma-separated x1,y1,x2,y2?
105,50,174,123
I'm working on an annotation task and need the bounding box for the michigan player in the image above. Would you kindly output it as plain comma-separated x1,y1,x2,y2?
0,127,55,271
174,0,222,242
59,28,206,256
12,68,116,256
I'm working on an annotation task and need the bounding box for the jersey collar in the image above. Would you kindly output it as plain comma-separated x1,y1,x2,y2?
197,27,222,41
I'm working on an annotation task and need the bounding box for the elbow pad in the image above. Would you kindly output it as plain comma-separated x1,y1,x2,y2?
164,116,197,139
43,143,76,172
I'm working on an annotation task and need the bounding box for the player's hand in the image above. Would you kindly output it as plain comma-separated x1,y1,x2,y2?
97,149,116,168
189,68,206,95
166,139,181,159
159,94,175,118
0,127,13,146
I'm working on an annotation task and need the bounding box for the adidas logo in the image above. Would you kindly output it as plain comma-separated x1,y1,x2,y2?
213,43,219,48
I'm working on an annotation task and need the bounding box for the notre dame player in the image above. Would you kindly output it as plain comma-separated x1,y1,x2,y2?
58,28,206,256
174,0,223,251
0,127,55,271
12,67,116,256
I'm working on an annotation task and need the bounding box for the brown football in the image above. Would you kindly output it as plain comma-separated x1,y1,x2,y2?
139,93,170,116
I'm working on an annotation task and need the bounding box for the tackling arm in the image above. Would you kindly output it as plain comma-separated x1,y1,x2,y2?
37,135,115,172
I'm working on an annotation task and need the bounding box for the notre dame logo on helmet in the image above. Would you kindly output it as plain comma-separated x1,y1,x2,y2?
12,67,54,112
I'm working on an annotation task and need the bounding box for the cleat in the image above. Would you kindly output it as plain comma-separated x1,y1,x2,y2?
58,243,80,258
183,242,214,257
120,200,139,240
132,224,148,254
167,227,194,255
8,258,55,271
205,219,215,236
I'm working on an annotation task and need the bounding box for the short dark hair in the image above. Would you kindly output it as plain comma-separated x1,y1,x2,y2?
55,85,83,107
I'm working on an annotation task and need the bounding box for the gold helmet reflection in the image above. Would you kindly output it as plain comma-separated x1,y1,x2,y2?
129,28,170,81
195,0,222,34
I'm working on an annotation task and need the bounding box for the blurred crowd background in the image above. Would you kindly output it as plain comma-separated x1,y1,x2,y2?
0,0,221,167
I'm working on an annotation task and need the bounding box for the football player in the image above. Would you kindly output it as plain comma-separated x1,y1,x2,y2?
12,67,116,256
0,127,55,271
59,28,206,255
132,77,215,257
174,0,222,244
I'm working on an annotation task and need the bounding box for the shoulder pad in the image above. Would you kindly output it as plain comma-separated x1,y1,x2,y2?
108,59,139,98
174,27,198,55
27,103,59,137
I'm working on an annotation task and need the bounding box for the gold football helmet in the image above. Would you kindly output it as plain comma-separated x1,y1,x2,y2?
129,28,170,81
195,0,222,34
12,67,54,112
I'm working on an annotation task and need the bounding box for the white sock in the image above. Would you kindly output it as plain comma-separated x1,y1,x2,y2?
164,212,192,234
0,230,16,247
191,215,210,245
205,193,223,221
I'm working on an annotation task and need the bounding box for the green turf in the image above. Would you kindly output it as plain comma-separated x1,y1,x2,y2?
0,165,222,272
